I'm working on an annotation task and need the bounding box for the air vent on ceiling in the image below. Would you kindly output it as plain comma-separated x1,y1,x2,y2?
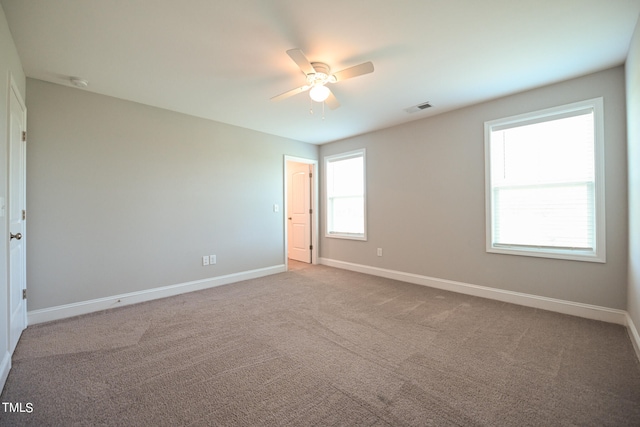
404,102,432,114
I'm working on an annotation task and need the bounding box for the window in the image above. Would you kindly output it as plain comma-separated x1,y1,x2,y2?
484,98,605,262
325,149,366,240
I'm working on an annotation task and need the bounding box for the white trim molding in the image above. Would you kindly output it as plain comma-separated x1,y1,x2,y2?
319,258,628,325
324,149,367,241
484,98,606,263
627,313,640,362
0,351,11,393
28,265,286,325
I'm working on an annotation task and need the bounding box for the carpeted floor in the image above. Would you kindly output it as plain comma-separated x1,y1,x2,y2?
1,262,640,426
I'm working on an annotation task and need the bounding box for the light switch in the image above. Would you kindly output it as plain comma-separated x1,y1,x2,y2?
273,204,279,212
0,197,5,218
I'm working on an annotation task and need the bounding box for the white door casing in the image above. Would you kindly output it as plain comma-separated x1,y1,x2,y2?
287,161,312,263
8,78,27,353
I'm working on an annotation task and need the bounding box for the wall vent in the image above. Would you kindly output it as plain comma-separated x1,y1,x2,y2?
404,102,432,114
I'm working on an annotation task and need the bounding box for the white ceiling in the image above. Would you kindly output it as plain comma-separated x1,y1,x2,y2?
2,0,639,145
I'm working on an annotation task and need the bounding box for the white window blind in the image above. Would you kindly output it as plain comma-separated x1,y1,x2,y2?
325,149,366,240
485,98,605,262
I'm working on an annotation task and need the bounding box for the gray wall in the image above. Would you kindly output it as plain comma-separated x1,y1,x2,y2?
320,66,628,310
0,4,25,385
26,79,317,310
627,17,640,331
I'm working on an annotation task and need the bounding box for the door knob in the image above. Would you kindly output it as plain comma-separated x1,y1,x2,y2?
10,232,22,240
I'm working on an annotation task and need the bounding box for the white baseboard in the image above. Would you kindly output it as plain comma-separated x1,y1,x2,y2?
319,258,628,325
28,264,286,325
0,350,11,394
626,313,640,362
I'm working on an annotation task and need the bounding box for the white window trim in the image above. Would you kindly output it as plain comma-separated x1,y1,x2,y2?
484,98,606,263
324,149,367,241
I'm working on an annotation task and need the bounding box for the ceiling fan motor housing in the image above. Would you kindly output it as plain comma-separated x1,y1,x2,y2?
308,62,336,85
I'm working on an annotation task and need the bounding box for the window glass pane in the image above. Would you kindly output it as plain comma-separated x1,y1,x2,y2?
328,196,365,234
327,157,363,197
494,183,594,249
491,111,594,185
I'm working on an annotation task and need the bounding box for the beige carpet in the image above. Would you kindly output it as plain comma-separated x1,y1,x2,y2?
1,262,639,426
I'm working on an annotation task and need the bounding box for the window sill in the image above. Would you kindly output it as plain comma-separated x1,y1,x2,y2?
326,233,367,241
487,245,605,263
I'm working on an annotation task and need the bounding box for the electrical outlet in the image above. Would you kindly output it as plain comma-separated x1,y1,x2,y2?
377,248,383,257
209,255,216,265
202,255,209,266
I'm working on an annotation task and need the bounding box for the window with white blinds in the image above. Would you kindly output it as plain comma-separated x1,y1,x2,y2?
325,149,367,240
484,98,605,262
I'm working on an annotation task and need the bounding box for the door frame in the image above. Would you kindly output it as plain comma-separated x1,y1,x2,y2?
284,156,318,268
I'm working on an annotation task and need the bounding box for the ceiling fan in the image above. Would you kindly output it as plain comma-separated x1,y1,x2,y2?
271,49,374,110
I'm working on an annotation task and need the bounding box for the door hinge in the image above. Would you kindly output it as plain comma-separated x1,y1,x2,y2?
309,209,313,214
22,131,26,142
22,210,26,220
22,289,27,300
309,172,312,178
310,245,313,250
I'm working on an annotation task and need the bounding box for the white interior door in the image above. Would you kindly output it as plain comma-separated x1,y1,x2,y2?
287,161,311,263
8,80,27,353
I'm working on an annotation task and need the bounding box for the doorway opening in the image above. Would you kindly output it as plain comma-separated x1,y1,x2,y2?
284,156,318,270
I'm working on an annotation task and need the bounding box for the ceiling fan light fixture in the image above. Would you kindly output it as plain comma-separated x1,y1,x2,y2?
309,84,330,102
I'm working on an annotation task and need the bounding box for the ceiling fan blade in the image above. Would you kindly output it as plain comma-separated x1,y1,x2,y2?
324,89,340,110
332,61,374,82
286,49,315,76
271,85,311,102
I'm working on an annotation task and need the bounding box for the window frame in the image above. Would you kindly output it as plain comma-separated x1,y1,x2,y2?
324,148,367,241
484,98,606,263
